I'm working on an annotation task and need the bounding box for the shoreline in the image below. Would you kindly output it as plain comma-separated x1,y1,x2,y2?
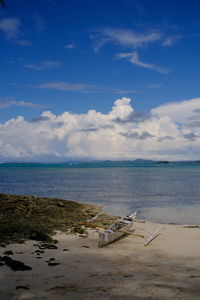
1,221,200,299
1,193,200,299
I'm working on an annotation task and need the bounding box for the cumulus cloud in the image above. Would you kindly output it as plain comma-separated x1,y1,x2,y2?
1,97,200,161
120,131,154,140
151,97,200,124
183,132,199,141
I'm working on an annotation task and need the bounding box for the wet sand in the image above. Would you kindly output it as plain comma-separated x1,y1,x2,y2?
1,221,200,300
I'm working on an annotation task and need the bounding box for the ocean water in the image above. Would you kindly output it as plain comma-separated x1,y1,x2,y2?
0,162,200,224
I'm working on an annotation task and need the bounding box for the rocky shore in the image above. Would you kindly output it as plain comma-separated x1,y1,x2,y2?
0,193,103,246
1,193,200,299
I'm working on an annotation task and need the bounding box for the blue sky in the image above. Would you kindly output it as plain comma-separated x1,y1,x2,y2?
0,0,200,161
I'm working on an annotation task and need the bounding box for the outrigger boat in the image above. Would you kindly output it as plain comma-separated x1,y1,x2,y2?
79,212,161,247
98,212,138,248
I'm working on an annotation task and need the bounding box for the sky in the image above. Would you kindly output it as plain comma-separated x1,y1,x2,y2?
0,0,200,161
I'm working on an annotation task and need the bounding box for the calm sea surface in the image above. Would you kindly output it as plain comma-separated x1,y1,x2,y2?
1,163,200,224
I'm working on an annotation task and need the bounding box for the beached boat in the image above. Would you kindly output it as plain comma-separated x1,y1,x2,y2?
98,213,136,248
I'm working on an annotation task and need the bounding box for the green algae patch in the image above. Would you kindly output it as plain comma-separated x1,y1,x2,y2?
0,193,100,246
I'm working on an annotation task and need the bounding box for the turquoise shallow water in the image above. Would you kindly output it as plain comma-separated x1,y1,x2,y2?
1,162,200,224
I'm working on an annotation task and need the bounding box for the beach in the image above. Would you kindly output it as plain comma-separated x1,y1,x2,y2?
1,217,200,299
1,0,200,298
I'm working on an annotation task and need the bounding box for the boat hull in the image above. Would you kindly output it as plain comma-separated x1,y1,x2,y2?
98,221,134,248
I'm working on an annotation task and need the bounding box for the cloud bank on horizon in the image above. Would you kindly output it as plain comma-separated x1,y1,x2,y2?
1,97,200,161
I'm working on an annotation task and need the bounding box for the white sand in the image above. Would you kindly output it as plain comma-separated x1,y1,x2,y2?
1,221,200,299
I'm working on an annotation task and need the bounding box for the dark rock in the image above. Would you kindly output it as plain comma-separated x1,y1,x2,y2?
39,243,58,250
0,262,5,266
63,249,69,251
16,286,29,290
3,250,14,255
74,226,85,234
81,245,90,248
46,257,56,262
29,230,53,242
1,256,32,271
34,250,44,254
79,234,87,238
48,262,60,266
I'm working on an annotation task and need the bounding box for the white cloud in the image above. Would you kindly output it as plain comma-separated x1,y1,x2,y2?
0,17,21,39
37,81,135,94
37,81,98,92
25,60,62,71
151,97,200,124
92,28,170,73
162,34,200,47
147,83,163,89
117,51,169,74
162,35,182,47
0,97,44,109
34,14,45,33
16,39,32,46
92,28,162,52
0,17,32,45
64,43,76,49
1,97,200,161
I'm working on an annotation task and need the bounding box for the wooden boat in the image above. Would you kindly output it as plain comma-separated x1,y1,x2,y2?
98,213,136,248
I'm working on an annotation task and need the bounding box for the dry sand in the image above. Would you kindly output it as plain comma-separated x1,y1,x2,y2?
1,221,200,300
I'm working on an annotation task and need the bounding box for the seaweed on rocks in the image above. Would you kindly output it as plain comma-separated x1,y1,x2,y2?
0,193,100,246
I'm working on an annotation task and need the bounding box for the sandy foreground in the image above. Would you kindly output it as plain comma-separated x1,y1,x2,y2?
1,221,200,300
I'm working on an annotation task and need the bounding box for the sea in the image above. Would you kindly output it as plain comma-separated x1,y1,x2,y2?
1,162,200,225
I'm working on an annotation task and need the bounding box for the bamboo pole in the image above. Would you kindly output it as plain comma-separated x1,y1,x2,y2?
78,222,144,238
144,227,161,246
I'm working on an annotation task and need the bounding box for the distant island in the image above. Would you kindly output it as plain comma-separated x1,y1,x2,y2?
1,159,200,166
